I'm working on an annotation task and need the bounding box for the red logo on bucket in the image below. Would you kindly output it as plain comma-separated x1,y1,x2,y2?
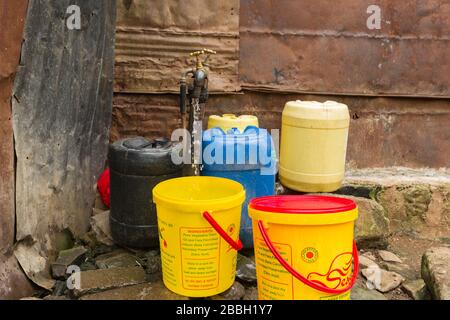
159,227,168,248
301,247,318,263
226,224,236,252
306,252,353,289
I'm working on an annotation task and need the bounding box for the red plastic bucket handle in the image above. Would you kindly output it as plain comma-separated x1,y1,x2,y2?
258,220,359,295
203,211,243,251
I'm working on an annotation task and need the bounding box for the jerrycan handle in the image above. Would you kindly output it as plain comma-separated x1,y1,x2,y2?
203,211,243,251
258,220,359,294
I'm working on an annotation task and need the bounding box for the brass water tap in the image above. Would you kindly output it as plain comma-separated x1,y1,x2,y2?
190,49,217,70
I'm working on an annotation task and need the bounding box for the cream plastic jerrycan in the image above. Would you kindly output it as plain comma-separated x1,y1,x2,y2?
279,100,350,192
208,114,259,132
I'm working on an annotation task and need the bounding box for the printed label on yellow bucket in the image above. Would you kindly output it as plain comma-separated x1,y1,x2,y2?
255,239,293,300
158,218,178,288
180,227,220,290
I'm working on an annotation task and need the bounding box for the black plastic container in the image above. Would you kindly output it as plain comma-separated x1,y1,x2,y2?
108,137,183,248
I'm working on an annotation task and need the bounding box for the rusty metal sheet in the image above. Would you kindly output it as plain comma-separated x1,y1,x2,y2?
0,0,28,252
115,0,240,93
111,93,182,141
112,92,450,169
0,0,28,79
13,0,116,257
240,0,450,97
0,253,34,299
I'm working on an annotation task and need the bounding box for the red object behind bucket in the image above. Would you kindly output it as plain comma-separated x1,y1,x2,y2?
249,195,356,214
97,168,110,208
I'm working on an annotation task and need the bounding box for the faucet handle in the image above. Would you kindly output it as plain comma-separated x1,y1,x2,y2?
190,49,205,57
203,49,217,55
190,49,217,69
190,50,205,69
189,49,217,57
202,49,216,68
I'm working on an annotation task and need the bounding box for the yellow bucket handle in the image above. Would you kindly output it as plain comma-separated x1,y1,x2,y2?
258,220,359,294
203,211,243,251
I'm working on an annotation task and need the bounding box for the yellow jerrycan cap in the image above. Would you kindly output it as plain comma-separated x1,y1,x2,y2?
208,114,259,132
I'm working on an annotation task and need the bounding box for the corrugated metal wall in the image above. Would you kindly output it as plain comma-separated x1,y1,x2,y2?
110,0,449,169
115,0,450,97
239,0,450,97
115,0,240,93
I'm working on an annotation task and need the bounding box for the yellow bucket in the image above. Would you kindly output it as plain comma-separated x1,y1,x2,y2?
249,195,359,300
153,176,245,297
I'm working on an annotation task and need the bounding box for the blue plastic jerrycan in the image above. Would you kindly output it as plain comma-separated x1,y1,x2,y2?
202,126,277,248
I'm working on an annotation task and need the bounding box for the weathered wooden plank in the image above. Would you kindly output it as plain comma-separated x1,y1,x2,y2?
0,79,15,252
0,0,29,253
115,0,240,93
12,1,116,254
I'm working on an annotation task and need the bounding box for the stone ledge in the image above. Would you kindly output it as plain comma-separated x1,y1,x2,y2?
310,193,390,249
277,167,450,243
344,167,450,187
341,168,450,241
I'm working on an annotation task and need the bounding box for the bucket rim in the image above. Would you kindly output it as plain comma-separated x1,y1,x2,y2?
248,207,358,226
249,195,356,214
153,176,245,211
